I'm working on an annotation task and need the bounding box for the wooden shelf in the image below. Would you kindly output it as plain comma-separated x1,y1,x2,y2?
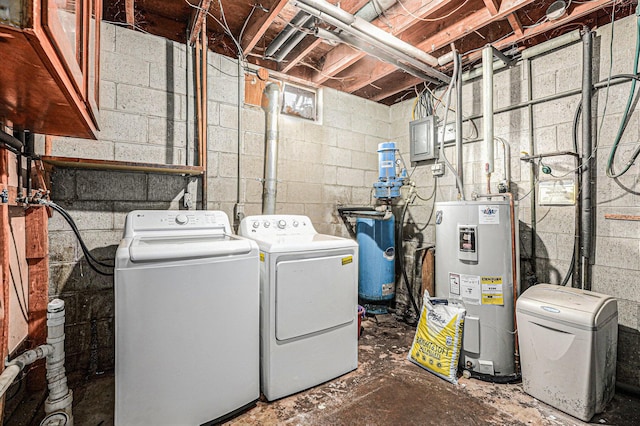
41,156,204,175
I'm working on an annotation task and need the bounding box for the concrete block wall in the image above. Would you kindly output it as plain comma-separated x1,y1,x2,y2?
43,17,639,389
45,22,387,377
390,15,640,388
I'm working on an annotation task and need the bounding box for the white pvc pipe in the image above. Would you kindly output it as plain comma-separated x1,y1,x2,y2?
483,45,495,175
42,298,73,426
0,344,53,398
262,83,280,215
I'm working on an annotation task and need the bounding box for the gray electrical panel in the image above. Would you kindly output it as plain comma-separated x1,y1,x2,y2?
409,115,437,163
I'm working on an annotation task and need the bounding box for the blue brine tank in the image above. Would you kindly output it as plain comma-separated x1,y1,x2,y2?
356,215,395,312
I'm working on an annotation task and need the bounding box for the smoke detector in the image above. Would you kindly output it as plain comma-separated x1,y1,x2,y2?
546,1,568,21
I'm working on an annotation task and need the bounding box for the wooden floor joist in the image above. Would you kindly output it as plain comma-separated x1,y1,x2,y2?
604,214,640,221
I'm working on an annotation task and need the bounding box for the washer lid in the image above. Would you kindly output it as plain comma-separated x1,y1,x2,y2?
517,284,617,329
129,234,255,262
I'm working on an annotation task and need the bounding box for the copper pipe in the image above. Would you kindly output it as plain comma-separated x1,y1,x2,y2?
201,20,208,208
195,32,202,166
189,0,214,45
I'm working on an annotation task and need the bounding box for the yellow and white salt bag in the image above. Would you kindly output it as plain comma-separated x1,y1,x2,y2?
408,292,466,384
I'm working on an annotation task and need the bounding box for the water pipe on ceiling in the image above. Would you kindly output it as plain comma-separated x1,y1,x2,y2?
292,0,450,83
315,28,441,84
268,1,398,63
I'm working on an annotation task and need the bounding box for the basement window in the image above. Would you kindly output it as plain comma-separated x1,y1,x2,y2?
281,84,317,121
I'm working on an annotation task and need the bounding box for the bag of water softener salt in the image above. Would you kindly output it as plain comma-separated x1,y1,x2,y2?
408,291,466,384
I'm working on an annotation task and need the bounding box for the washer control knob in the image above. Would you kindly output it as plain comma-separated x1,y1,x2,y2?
292,220,299,227
278,220,286,229
252,221,259,229
175,214,188,225
263,221,270,228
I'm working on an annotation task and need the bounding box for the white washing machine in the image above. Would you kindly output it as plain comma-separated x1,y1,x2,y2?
516,284,618,421
115,210,260,425
239,214,358,401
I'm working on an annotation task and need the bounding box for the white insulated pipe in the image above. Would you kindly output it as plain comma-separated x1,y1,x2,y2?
262,83,280,215
355,0,397,22
315,28,439,83
483,45,495,176
292,0,449,83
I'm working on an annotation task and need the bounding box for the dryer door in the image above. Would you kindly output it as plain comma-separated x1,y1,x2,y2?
275,253,356,341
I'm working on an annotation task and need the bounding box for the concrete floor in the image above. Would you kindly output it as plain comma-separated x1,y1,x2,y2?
6,314,640,425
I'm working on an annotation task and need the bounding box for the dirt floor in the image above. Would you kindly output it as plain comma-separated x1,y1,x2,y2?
6,314,640,425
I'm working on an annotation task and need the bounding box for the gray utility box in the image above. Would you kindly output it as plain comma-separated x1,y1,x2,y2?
516,284,618,422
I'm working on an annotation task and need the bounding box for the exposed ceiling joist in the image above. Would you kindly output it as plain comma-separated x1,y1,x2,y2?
310,0,453,84
126,0,135,28
507,13,524,37
103,0,629,104
482,0,500,15
370,0,615,102
241,0,289,55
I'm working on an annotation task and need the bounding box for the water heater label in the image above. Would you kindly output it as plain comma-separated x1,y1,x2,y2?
449,273,460,295
481,276,504,305
460,274,481,305
479,205,500,224
380,160,394,168
341,256,353,265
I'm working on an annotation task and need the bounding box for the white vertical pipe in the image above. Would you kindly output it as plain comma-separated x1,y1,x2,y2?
483,45,495,175
44,298,73,422
262,83,280,215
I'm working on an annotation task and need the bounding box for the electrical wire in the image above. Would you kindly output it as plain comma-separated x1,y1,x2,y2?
239,3,267,42
183,0,247,64
398,198,420,318
396,0,471,22
437,47,465,199
606,4,640,178
42,201,115,276
548,73,640,180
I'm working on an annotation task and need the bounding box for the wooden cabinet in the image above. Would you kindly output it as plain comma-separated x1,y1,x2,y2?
0,0,101,139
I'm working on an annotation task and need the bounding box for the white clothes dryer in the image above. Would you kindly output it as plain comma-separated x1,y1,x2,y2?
239,215,359,401
115,210,260,425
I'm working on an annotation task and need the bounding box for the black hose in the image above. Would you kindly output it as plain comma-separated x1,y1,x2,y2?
563,73,640,285
44,201,115,276
397,200,420,317
466,370,521,384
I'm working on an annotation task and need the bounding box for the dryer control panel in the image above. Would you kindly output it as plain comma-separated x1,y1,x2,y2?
239,215,316,236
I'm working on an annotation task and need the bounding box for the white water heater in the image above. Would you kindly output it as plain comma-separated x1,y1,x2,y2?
434,200,519,377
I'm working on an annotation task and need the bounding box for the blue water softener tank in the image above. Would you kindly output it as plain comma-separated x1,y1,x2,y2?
356,215,395,312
